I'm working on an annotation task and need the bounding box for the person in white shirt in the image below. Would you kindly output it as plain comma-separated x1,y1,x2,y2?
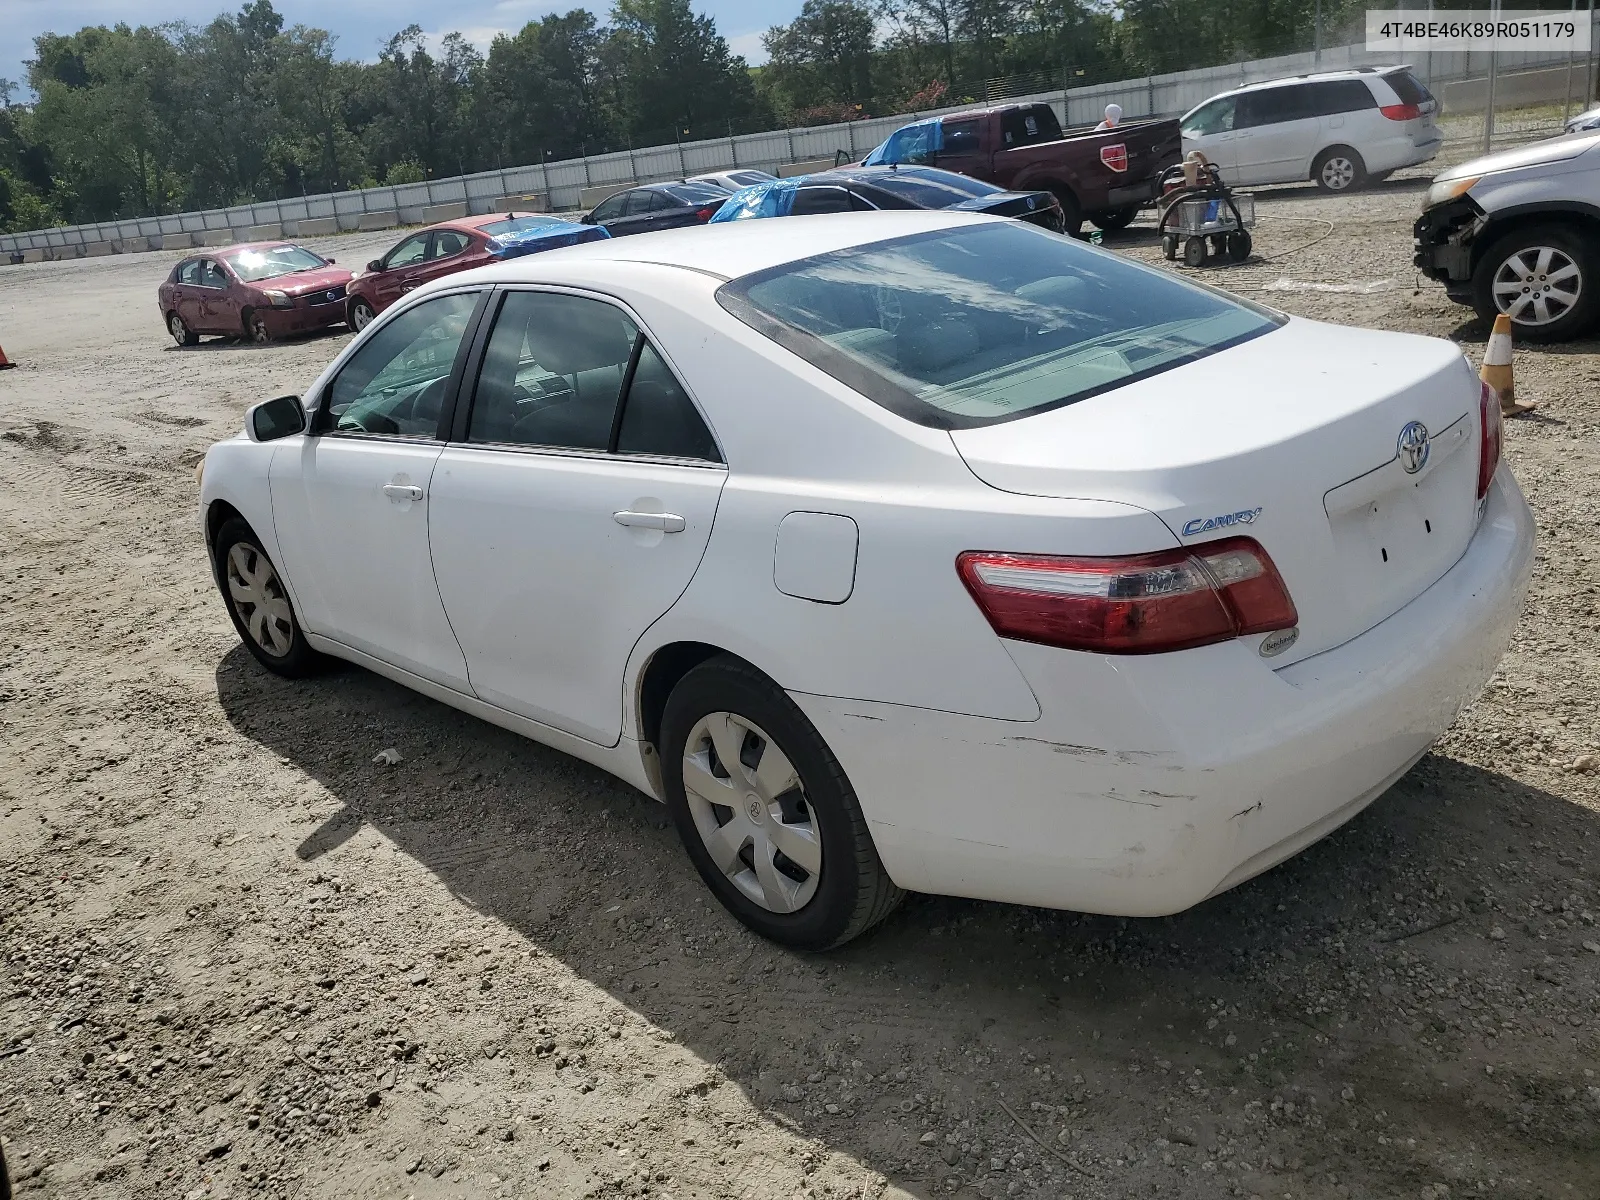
1095,103,1122,131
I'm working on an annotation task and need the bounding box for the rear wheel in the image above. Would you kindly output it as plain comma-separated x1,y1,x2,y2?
212,517,327,677
660,656,903,950
1089,205,1138,233
1313,146,1366,193
1471,222,1599,342
167,311,198,347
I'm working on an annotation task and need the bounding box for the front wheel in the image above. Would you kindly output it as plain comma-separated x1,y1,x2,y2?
348,298,376,332
1089,205,1138,233
1183,236,1207,267
1313,146,1366,193
213,517,328,677
1471,223,1598,342
1227,229,1252,261
242,308,271,344
660,656,903,950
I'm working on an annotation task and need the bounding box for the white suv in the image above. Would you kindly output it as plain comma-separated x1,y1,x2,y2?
1181,67,1442,192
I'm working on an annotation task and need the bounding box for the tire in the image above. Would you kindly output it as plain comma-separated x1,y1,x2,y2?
1183,236,1207,267
1050,187,1084,238
212,517,328,677
167,311,198,347
242,308,271,344
348,298,376,332
1313,146,1366,193
1161,232,1179,260
1227,229,1253,261
1471,222,1599,343
660,656,904,950
1089,205,1138,233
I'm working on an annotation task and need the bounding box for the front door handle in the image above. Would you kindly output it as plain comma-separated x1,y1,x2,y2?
383,483,424,501
614,510,686,533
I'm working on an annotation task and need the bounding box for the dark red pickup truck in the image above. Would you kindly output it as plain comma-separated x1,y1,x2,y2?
859,102,1182,236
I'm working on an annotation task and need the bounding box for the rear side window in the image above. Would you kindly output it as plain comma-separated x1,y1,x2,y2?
1382,69,1434,106
177,260,202,284
791,186,854,216
717,222,1282,430
1000,105,1062,147
943,120,981,154
624,191,658,216
1306,79,1378,115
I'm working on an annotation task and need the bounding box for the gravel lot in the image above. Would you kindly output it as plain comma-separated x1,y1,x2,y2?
2,158,1598,1200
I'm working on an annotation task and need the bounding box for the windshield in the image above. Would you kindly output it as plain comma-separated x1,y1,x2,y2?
717,223,1282,429
480,215,566,238
224,245,327,283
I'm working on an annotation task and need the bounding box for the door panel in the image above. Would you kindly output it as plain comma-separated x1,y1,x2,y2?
1180,97,1239,180
429,450,724,742
1235,86,1321,184
374,233,430,310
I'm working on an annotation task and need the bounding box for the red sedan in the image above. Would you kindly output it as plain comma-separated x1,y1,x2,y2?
345,213,608,330
159,243,353,347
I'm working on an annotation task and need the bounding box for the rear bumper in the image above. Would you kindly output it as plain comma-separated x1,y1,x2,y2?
794,468,1534,914
1105,177,1162,209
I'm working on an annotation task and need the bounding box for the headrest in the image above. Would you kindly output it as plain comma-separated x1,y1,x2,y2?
520,295,637,376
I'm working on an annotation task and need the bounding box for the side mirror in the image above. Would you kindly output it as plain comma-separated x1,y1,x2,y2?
325,256,336,264
366,259,384,272
247,394,306,443
579,213,595,225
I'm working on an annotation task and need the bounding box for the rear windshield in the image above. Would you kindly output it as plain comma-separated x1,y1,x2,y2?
717,223,1282,430
859,170,1001,208
224,245,326,283
1382,69,1433,106
480,215,565,238
664,183,729,205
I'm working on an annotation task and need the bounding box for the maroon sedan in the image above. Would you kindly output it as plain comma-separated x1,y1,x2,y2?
159,243,353,347
345,213,608,330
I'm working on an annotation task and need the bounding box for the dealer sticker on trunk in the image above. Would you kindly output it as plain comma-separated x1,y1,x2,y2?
1181,507,1262,537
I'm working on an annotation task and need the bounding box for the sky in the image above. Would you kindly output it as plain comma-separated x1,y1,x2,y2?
2,0,802,100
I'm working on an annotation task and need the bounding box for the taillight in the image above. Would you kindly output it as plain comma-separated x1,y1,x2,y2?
1477,379,1502,499
695,207,716,221
1380,103,1421,121
956,536,1298,655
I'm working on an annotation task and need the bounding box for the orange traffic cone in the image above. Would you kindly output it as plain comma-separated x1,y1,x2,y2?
0,343,14,370
1480,314,1534,417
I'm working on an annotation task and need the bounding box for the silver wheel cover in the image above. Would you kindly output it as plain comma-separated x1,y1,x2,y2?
1492,245,1582,326
169,314,187,345
1321,156,1355,190
681,712,822,914
226,542,295,657
352,303,373,331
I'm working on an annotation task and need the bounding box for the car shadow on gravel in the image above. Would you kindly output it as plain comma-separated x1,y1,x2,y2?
163,327,350,353
215,647,1600,1194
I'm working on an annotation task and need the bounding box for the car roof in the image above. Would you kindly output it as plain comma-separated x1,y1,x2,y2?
441,210,1001,287
1223,65,1412,96
430,213,573,234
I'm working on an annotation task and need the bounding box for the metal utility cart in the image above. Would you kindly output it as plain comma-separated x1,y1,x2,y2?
1158,160,1255,267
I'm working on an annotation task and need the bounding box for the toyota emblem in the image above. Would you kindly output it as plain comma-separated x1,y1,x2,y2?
1397,421,1430,474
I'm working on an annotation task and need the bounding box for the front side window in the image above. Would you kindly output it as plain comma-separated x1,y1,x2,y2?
1182,97,1235,137
199,260,228,288
590,192,629,222
467,290,718,461
717,222,1281,430
384,234,429,270
324,292,479,436
224,244,327,283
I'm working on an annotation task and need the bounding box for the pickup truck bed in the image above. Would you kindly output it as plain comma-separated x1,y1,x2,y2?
860,103,1183,235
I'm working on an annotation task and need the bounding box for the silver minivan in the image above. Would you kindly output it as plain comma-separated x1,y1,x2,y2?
1181,67,1442,192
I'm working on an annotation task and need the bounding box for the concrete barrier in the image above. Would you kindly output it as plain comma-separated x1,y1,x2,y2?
197,229,233,247
247,222,284,241
357,211,399,232
422,201,470,223
298,217,339,237
86,241,115,256
579,181,634,210
146,234,164,251
778,158,838,178
22,249,46,263
492,193,550,213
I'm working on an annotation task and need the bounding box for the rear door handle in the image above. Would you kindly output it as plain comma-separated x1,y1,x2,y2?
614,510,686,533
383,483,424,500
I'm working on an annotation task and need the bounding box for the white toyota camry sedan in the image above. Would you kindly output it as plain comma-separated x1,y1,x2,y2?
199,211,1535,949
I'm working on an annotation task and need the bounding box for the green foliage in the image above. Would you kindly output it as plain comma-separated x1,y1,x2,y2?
0,0,1386,234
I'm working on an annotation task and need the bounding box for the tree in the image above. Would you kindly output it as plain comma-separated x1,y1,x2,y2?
607,0,767,143
477,11,613,165
761,0,877,120
364,25,482,180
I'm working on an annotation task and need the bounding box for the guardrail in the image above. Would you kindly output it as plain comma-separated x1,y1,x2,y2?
4,23,1594,261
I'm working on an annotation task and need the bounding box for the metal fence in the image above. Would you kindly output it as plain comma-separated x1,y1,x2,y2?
4,16,1596,259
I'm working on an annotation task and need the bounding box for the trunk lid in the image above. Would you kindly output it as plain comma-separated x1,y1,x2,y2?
949,318,1484,665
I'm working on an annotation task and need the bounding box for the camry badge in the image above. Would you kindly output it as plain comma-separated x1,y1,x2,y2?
1397,421,1430,474
1182,507,1262,537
